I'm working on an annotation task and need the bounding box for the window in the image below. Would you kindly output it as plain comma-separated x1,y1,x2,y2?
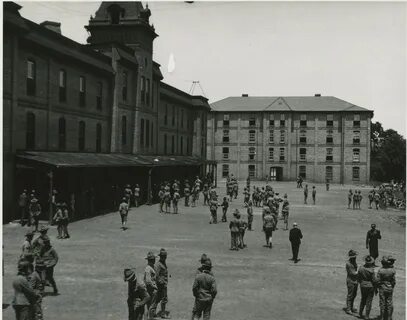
353,131,360,144
280,114,285,127
59,70,66,102
164,105,168,125
280,130,285,144
299,148,306,162
327,114,333,127
326,166,333,181
146,79,150,106
171,135,175,154
172,106,175,126
223,129,229,143
78,121,85,151
141,76,145,103
279,148,285,161
353,148,360,162
151,123,154,148
222,164,229,178
186,137,190,155
145,120,150,147
26,60,36,96
140,119,144,147
249,130,256,143
26,112,36,149
201,113,205,132
222,147,229,160
326,130,333,144
299,130,306,144
96,123,102,153
326,148,333,162
268,148,274,161
223,114,230,127
108,4,122,24
249,117,256,127
180,137,183,155
181,110,184,128
300,114,307,127
164,134,168,154
121,116,127,145
122,72,128,102
269,114,274,127
79,76,86,107
248,165,256,177
353,114,360,127
58,117,66,150
96,82,102,110
249,147,256,160
299,165,306,179
269,130,274,144
352,167,360,181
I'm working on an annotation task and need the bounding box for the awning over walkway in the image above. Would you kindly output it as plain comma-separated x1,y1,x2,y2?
16,151,216,168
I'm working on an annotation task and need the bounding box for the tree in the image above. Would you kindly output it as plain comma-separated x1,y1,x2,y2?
370,122,406,182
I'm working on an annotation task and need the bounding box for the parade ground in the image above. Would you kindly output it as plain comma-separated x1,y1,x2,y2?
2,181,405,320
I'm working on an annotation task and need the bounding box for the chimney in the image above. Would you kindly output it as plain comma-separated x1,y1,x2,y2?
40,21,61,34
242,94,249,97
314,93,321,97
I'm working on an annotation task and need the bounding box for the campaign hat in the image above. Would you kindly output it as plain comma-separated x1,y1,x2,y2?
348,250,358,258
124,268,137,282
39,225,49,233
145,251,156,260
159,248,167,257
202,258,212,268
364,255,374,265
199,253,208,263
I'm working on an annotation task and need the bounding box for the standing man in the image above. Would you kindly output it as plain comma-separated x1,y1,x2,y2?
29,258,45,320
229,210,240,251
358,256,376,320
209,198,219,224
247,200,254,231
368,191,374,209
184,183,191,207
158,187,165,213
312,186,316,205
29,197,42,233
172,190,180,214
41,239,59,295
348,189,353,209
366,224,381,265
18,190,28,226
124,184,133,206
374,192,380,210
119,197,129,230
191,258,217,320
220,197,229,223
282,195,290,231
32,226,49,258
12,260,39,320
325,178,330,191
303,185,308,205
154,249,171,319
134,184,141,208
124,268,150,320
345,250,359,315
263,211,275,249
144,252,158,320
289,222,303,263
377,256,396,320
21,231,34,262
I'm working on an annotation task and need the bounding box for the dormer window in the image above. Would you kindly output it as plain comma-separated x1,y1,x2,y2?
107,4,124,24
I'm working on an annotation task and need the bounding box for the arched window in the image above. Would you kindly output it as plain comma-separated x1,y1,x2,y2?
121,116,127,145
107,4,123,24
96,123,102,153
26,112,36,149
58,117,66,150
78,121,85,151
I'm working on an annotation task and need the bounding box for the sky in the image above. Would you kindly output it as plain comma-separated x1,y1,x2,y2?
16,1,406,136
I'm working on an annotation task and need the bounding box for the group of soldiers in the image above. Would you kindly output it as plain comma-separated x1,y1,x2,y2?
12,226,59,320
348,186,405,211
124,250,217,320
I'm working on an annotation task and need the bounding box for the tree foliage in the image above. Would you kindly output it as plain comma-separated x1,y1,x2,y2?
370,121,406,182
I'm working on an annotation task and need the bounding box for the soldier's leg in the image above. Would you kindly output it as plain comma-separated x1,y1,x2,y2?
34,301,43,320
346,282,356,313
202,301,213,320
148,289,158,319
365,288,374,319
160,287,169,318
359,288,367,317
191,299,203,320
134,305,144,320
387,291,393,320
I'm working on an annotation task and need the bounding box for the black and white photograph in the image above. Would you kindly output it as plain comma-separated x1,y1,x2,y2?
2,1,406,320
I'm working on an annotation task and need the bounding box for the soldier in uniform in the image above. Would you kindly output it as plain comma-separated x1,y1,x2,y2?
29,197,41,233
119,197,129,230
124,268,150,320
366,224,381,265
29,259,45,320
53,203,64,239
164,189,171,213
32,226,49,259
232,179,238,199
18,190,28,226
243,188,250,207
12,260,39,320
377,256,396,320
154,249,170,319
345,250,359,315
281,195,289,231
358,190,363,209
191,259,217,320
247,200,254,231
374,192,381,210
229,210,240,251
220,197,229,223
21,231,34,263
353,191,358,210
348,189,353,209
312,186,316,205
358,255,376,320
158,187,165,213
134,184,141,208
124,184,133,206
61,203,70,239
184,182,191,207
238,214,248,249
144,252,158,320
289,222,303,263
303,185,308,205
172,190,180,214
41,239,59,295
209,198,219,224
263,211,274,248
202,183,209,206
368,191,374,209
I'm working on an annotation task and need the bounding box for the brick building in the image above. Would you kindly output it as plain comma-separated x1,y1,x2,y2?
207,95,373,184
3,2,214,223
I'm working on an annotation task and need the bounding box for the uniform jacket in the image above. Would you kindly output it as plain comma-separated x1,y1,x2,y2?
12,274,38,306
53,209,63,222
29,203,41,215
32,235,49,256
263,214,274,229
192,270,217,302
289,228,303,244
144,265,157,290
155,260,168,287
366,229,381,247
346,261,358,283
21,240,32,258
221,200,229,209
134,188,140,197
128,281,150,307
229,217,240,233
62,208,69,221
41,247,59,268
29,270,44,297
358,265,376,288
377,267,396,292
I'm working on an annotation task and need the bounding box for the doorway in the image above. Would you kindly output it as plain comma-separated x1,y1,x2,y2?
269,167,282,181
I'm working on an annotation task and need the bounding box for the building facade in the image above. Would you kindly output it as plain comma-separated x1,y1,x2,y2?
207,95,373,184
3,2,213,223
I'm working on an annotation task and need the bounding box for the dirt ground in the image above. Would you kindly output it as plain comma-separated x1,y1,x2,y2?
2,181,405,320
